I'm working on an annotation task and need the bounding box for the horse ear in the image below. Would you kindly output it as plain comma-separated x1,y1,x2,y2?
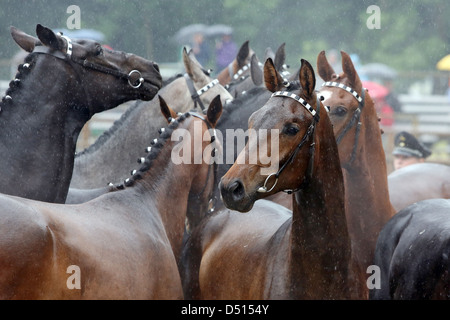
36,24,63,51
341,51,362,92
236,40,250,68
183,47,204,82
250,54,263,86
317,50,336,81
299,59,316,98
264,58,284,92
158,95,177,123
273,43,286,71
10,26,40,52
206,95,223,128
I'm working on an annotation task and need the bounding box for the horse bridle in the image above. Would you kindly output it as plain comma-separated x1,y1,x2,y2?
188,112,219,214
321,81,366,165
31,33,150,89
184,74,220,111
257,89,322,194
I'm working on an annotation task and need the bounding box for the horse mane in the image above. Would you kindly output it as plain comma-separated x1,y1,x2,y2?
75,100,148,157
0,52,36,110
110,112,191,190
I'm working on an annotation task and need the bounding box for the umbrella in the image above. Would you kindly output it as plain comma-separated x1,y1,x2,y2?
362,81,389,100
205,24,233,38
360,63,397,79
436,54,450,71
173,24,208,45
54,28,105,42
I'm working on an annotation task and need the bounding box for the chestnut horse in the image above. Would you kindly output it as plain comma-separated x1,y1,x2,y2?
181,58,355,299
370,198,450,299
216,40,254,86
1,24,161,203
69,47,232,190
388,162,450,212
0,96,222,299
268,51,396,297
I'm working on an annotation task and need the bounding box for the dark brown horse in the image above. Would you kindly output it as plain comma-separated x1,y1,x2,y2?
388,162,450,212
0,96,222,299
268,51,397,297
1,24,161,203
181,58,355,299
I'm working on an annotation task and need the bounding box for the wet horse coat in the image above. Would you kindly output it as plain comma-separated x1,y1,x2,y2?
0,24,162,203
181,58,354,299
0,97,222,299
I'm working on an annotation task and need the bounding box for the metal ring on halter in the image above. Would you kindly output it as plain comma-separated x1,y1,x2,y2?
257,173,279,193
128,70,144,88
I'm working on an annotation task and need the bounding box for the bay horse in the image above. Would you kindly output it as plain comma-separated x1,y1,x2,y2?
1,24,162,203
388,162,450,212
268,50,396,297
181,58,355,299
370,198,450,299
0,95,222,299
69,47,232,190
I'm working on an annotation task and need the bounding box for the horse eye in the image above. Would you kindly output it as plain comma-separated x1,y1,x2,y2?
331,106,347,117
283,124,300,136
95,46,103,56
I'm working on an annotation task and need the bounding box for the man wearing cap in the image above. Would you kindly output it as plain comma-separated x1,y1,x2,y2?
392,131,432,170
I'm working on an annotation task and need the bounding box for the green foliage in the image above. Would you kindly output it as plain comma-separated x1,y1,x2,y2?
0,0,449,73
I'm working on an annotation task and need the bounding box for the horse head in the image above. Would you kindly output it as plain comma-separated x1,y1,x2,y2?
159,94,222,231
220,58,331,212
10,24,162,116
317,50,378,168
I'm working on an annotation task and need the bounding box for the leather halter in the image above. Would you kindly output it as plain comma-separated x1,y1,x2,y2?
257,91,321,194
321,81,366,165
184,74,220,111
31,33,149,89
189,111,219,214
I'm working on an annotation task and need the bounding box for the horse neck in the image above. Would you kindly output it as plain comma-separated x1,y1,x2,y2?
119,130,194,258
342,105,396,276
72,81,195,189
0,55,86,203
289,118,352,299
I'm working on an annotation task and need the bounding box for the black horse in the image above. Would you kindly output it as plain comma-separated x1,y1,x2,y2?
370,198,450,299
1,24,161,203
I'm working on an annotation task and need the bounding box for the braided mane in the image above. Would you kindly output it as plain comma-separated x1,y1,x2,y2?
110,112,192,189
0,53,37,110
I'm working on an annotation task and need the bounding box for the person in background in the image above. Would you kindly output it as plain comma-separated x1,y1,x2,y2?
215,33,237,72
191,33,210,67
392,131,432,170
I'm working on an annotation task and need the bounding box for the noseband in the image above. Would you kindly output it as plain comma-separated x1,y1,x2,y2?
321,81,366,165
31,33,150,89
257,90,321,194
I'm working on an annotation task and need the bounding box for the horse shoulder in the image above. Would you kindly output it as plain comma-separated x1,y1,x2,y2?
197,200,291,299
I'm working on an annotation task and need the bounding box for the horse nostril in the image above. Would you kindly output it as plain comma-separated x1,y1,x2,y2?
153,63,160,73
229,180,245,202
